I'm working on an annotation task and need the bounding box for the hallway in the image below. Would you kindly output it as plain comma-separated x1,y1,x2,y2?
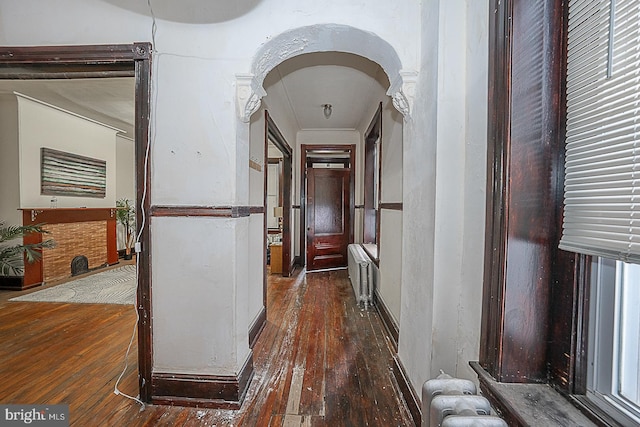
0,268,413,426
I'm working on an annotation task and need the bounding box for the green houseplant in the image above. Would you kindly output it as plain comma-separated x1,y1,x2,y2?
116,198,136,260
0,222,55,276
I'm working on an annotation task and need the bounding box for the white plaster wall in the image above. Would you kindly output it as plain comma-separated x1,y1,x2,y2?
17,95,118,209
430,0,468,379
381,103,403,201
377,100,404,325
248,214,264,327
116,135,135,202
248,108,266,327
398,0,440,394
0,0,421,380
430,0,488,382
458,0,488,381
379,209,402,324
116,135,135,250
152,216,249,375
0,95,21,228
399,0,488,393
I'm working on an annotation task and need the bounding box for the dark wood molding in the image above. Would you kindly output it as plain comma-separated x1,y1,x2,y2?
150,205,252,218
250,206,265,214
471,362,527,426
0,43,151,63
21,207,117,225
0,276,38,291
480,0,513,378
392,356,421,427
292,255,302,268
151,352,254,409
379,202,403,211
265,111,293,280
0,43,154,403
472,361,600,427
480,0,570,384
301,144,356,269
374,290,399,350
249,307,266,349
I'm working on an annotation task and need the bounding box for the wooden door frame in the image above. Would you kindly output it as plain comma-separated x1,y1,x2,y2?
264,111,293,279
300,144,356,269
0,44,153,401
363,103,383,259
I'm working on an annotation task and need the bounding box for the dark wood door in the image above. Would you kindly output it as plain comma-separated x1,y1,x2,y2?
306,168,351,270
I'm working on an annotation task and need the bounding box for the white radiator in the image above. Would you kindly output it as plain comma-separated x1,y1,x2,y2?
422,373,507,427
347,244,373,309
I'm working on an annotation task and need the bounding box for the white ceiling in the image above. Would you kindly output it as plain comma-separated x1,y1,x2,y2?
0,51,389,138
264,52,389,131
0,78,136,137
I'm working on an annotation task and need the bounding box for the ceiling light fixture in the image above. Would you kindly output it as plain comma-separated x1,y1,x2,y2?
323,104,332,119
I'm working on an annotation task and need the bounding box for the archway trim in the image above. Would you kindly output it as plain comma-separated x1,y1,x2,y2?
237,24,417,122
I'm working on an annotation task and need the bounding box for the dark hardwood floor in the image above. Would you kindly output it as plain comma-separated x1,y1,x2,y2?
0,266,413,426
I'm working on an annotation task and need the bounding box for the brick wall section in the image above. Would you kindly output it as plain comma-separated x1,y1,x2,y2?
42,221,108,283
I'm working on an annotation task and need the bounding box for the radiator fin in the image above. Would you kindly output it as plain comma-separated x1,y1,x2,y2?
347,244,374,309
422,373,507,427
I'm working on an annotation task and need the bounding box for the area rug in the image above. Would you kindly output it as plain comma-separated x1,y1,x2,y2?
10,265,136,305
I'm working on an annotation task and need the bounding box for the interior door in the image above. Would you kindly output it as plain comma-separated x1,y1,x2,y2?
306,167,351,270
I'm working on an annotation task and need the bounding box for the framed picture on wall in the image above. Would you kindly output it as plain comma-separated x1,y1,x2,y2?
40,147,107,198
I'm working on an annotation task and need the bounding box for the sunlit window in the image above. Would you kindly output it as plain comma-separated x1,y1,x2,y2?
588,258,640,426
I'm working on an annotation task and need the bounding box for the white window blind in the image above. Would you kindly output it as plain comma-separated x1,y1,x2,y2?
560,0,640,262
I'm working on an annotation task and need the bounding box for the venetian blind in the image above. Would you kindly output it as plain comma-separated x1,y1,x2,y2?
560,0,640,262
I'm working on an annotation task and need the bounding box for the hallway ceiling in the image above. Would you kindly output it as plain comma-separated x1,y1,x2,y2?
264,52,389,131
0,51,389,137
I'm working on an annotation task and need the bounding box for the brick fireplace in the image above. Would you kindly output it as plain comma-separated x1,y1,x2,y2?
19,208,118,289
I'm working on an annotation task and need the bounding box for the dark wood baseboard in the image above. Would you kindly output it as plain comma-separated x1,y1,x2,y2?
392,355,421,427
379,202,403,211
374,290,399,350
293,255,302,268
151,352,254,409
0,275,41,291
249,307,266,349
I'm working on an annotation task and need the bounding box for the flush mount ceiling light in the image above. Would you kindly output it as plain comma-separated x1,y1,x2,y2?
323,104,332,119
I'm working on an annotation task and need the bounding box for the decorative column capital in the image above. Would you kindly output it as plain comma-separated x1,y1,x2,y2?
236,74,266,123
387,70,418,120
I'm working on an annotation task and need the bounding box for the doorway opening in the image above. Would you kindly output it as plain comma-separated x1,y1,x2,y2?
301,144,356,271
264,111,293,278
0,44,152,401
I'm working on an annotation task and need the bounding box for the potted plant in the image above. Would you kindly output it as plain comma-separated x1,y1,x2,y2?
116,198,136,260
0,221,56,289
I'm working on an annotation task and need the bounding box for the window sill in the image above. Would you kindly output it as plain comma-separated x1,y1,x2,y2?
470,362,597,426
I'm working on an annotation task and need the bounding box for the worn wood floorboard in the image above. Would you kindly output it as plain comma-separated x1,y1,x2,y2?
0,267,413,426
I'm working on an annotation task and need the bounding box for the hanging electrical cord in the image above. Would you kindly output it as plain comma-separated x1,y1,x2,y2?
113,0,158,410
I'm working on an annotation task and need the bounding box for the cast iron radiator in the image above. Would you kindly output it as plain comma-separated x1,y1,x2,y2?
347,243,373,309
422,372,507,427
